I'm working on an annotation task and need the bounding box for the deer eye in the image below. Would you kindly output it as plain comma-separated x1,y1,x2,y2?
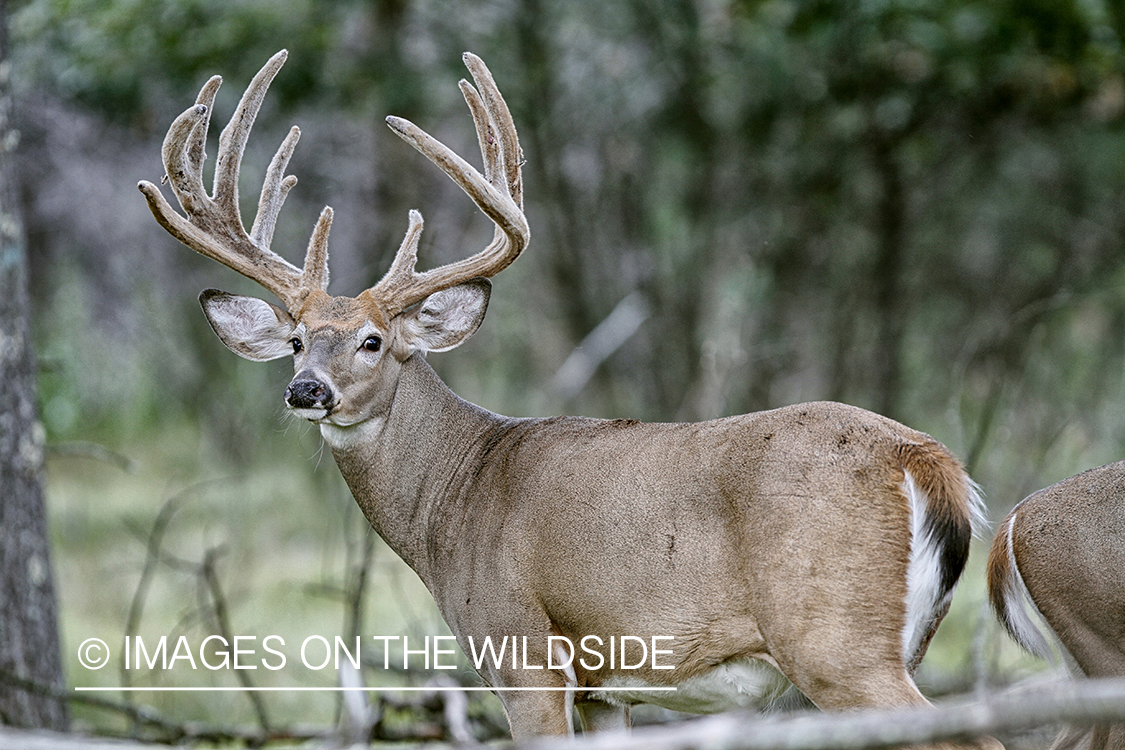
362,336,382,353
290,338,303,354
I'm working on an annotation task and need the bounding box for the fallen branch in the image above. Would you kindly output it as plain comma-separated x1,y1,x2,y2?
523,678,1125,750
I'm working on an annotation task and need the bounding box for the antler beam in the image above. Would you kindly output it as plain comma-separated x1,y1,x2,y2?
369,52,529,317
138,50,330,311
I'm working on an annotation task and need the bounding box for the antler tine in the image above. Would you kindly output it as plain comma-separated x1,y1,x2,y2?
461,52,523,208
250,125,300,249
160,75,221,216
459,80,500,189
138,50,331,311
214,50,286,211
302,206,333,292
372,53,529,317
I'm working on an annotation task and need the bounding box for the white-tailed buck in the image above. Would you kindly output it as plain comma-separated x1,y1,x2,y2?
988,462,1125,750
140,51,999,745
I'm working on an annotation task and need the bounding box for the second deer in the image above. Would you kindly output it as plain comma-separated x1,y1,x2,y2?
989,461,1125,750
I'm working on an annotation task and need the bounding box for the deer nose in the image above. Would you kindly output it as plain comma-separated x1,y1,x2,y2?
285,377,333,410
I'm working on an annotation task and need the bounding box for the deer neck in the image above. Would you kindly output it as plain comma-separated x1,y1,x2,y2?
324,353,506,586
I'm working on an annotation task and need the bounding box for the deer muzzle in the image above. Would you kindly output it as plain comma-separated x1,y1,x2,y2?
285,375,334,412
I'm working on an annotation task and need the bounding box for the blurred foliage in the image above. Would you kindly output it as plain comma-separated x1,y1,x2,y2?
14,0,342,119
10,0,1125,738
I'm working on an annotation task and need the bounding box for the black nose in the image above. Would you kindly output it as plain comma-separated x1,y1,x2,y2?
285,378,333,410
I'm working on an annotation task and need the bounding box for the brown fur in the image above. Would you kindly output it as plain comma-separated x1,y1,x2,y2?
988,462,1125,750
986,514,1014,640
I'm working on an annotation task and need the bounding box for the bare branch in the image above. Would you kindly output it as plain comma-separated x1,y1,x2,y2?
199,547,271,732
46,442,136,473
520,679,1125,750
552,291,650,401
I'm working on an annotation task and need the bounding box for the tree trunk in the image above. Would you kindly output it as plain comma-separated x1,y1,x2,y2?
0,0,70,729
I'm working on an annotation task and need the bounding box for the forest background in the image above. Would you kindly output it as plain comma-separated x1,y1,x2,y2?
5,0,1125,741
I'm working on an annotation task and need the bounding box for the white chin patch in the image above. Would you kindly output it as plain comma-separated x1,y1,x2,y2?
289,406,330,422
318,418,385,451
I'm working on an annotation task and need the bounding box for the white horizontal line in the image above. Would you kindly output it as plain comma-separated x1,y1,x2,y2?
74,686,677,693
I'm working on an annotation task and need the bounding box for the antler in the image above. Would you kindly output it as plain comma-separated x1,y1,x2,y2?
370,52,529,318
138,50,330,312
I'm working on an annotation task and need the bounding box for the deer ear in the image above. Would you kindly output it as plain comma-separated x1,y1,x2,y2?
398,278,490,354
199,289,296,361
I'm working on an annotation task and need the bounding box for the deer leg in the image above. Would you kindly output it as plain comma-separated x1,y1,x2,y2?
498,686,573,739
779,647,1004,750
804,671,1003,750
576,699,629,733
1094,723,1125,750
1049,725,1095,750
787,657,930,711
1049,715,1124,750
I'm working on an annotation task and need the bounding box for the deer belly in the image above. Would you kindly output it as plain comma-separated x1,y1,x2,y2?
590,657,791,714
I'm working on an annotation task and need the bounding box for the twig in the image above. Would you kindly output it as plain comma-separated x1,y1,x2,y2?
0,668,188,740
338,658,378,745
428,675,477,745
335,520,380,730
199,546,272,733
120,493,188,714
47,442,137,473
0,668,69,718
345,525,379,645
552,291,650,401
2,668,467,747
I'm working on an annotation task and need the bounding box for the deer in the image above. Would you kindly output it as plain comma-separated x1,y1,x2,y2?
988,461,1125,750
138,50,1002,746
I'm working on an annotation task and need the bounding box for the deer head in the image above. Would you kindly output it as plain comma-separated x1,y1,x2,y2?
138,50,528,438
